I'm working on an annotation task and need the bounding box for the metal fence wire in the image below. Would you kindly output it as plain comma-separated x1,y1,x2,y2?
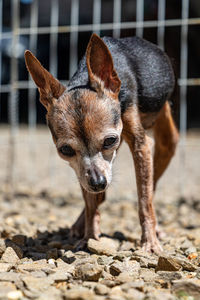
0,0,199,196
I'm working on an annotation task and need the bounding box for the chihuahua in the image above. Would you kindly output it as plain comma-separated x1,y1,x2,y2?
25,34,178,253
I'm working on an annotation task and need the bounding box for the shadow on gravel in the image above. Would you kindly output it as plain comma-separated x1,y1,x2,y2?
4,228,136,262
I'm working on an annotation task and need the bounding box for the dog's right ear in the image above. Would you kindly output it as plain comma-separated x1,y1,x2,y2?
24,50,65,110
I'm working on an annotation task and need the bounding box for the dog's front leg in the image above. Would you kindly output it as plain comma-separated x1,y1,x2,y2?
122,108,162,254
75,188,105,250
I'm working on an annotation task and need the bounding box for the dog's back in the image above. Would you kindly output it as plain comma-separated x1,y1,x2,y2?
68,36,175,114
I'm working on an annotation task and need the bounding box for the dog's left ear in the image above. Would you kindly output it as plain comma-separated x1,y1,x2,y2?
86,34,121,97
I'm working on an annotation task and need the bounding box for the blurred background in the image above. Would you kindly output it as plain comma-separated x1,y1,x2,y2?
0,0,200,202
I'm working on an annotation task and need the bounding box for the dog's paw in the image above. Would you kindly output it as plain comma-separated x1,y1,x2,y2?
142,238,163,255
74,238,88,251
69,225,84,239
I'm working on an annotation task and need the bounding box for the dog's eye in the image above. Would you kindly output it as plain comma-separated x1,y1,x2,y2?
59,145,75,157
103,137,118,149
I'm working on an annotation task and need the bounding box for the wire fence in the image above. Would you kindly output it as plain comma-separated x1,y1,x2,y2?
0,0,200,197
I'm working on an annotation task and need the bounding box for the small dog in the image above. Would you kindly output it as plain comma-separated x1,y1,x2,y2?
25,34,179,253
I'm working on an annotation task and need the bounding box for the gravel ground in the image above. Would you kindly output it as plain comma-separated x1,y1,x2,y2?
0,127,199,299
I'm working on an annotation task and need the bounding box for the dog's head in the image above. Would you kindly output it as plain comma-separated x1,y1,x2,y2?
25,34,122,193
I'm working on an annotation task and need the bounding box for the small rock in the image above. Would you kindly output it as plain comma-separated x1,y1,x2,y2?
2,246,23,263
174,256,197,271
185,246,197,256
156,256,182,272
139,268,158,282
0,272,21,282
94,283,109,295
113,251,132,261
0,263,13,272
22,276,54,292
0,282,16,298
88,237,119,256
0,239,6,256
17,261,53,273
131,249,158,268
157,271,182,282
62,251,76,264
64,287,95,300
7,290,23,300
75,263,102,281
121,280,145,292
172,279,200,298
12,235,26,246
97,255,113,266
110,259,140,276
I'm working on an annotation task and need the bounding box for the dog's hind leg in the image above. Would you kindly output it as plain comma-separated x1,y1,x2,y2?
153,101,179,190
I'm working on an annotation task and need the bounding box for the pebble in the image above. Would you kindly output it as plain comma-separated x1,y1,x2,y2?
88,237,119,256
0,184,199,300
172,279,200,298
156,255,182,272
75,262,102,281
7,290,23,300
94,283,109,295
2,246,23,263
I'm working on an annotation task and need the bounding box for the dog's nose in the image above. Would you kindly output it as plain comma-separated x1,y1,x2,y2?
88,169,107,192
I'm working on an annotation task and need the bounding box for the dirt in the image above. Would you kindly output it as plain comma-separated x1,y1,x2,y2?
0,126,199,299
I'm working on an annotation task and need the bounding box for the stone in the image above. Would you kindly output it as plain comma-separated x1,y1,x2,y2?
113,251,132,261
75,263,102,281
145,290,176,300
88,237,119,256
37,286,62,300
157,271,183,282
7,290,23,300
0,272,21,282
64,287,95,300
12,235,26,246
97,255,113,266
172,279,200,298
94,283,109,295
156,256,182,272
62,250,76,264
174,256,197,272
109,259,140,276
131,249,158,268
0,263,13,272
121,280,145,292
139,268,158,282
0,239,6,256
17,261,52,272
22,276,54,292
108,286,125,299
1,246,23,263
0,282,17,298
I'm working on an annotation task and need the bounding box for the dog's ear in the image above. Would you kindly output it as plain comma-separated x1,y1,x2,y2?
24,50,65,110
86,34,121,97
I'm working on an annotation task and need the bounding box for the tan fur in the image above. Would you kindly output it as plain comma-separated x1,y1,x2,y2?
153,102,179,189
